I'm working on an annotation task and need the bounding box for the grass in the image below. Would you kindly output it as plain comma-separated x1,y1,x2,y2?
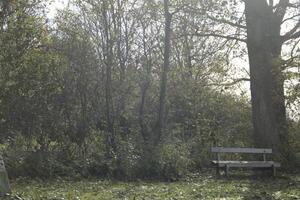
6,172,300,200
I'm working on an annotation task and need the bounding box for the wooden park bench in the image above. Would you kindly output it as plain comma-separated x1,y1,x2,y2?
211,147,281,177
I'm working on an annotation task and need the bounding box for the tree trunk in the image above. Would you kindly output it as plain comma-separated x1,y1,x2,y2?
157,0,172,143
102,1,116,158
139,80,149,141
245,0,287,153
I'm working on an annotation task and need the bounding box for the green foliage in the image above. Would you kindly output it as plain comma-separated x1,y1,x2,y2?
157,141,192,180
0,0,66,143
288,121,300,167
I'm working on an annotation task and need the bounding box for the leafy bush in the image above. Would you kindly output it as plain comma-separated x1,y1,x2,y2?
157,141,192,180
288,121,300,168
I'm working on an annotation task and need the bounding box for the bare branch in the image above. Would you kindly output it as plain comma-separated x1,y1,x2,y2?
283,39,300,69
282,20,300,41
289,31,300,40
281,13,300,24
206,78,250,87
268,0,274,8
192,32,247,43
223,78,251,86
206,15,247,29
274,0,289,22
170,3,189,15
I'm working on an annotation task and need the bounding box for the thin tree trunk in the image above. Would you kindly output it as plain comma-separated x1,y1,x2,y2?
102,1,116,157
157,0,172,143
115,0,127,139
139,23,152,142
139,81,149,141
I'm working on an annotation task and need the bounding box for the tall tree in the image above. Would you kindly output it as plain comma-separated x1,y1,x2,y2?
156,0,172,142
244,0,299,153
196,0,300,153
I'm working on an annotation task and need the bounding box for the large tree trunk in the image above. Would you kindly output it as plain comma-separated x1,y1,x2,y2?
245,0,287,153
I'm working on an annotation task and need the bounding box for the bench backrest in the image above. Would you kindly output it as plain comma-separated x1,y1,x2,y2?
211,147,272,154
211,147,272,161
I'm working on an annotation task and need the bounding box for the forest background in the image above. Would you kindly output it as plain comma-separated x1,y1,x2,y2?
0,0,299,181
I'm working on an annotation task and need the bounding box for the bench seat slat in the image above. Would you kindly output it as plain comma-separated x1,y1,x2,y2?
211,147,272,154
212,160,281,168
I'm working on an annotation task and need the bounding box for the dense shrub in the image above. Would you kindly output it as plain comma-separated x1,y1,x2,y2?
157,141,192,180
1,89,257,180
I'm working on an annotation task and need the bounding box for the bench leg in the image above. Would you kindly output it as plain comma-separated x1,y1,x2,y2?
272,165,276,177
216,166,220,176
225,165,229,177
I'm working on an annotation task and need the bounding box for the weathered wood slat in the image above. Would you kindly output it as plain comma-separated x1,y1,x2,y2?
211,160,281,168
211,147,272,154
